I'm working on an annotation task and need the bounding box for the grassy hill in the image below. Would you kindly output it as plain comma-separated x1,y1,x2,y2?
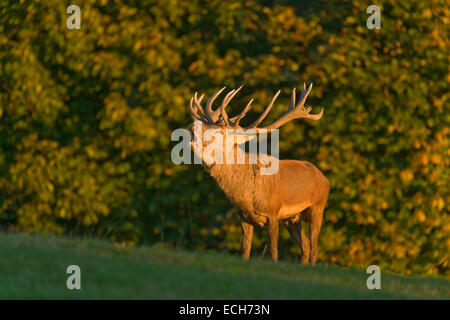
0,232,448,299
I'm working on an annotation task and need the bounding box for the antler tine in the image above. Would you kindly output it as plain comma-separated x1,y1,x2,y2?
261,82,323,129
305,107,324,120
219,85,244,126
232,98,253,128
220,89,236,126
247,90,281,129
189,97,199,121
205,87,226,123
193,92,206,117
288,88,296,111
190,96,207,123
296,82,313,110
227,85,243,101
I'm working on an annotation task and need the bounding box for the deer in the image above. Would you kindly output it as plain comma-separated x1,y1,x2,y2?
187,83,329,265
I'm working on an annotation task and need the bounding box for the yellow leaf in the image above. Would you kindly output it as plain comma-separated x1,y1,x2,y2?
400,170,414,182
416,210,426,222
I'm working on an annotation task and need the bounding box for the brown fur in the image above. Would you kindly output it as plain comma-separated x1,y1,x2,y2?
191,124,329,264
188,84,329,264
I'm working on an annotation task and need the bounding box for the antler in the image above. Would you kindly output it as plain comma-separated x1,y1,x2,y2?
244,82,323,130
190,85,253,127
189,82,323,129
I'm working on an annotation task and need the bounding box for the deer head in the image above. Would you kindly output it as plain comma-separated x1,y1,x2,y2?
188,83,324,164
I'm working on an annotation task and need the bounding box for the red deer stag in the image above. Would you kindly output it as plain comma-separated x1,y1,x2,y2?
188,83,329,265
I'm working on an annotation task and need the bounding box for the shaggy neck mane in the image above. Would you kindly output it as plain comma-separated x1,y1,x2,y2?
204,145,260,208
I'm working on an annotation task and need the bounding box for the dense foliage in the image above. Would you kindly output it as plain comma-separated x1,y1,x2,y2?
0,0,448,276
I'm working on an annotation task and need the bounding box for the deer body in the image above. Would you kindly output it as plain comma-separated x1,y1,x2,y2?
209,159,328,223
188,83,329,264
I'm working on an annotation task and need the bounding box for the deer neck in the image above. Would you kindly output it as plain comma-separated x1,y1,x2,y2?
204,146,258,207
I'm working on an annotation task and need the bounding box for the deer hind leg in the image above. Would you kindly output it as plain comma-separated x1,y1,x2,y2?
309,204,325,265
240,221,254,260
300,223,311,264
268,217,279,262
285,214,310,264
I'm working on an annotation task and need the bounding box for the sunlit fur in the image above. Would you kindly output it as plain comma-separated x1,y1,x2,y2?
189,123,329,264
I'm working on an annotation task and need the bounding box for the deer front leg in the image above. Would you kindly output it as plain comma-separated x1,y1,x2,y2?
268,217,279,262
240,221,254,260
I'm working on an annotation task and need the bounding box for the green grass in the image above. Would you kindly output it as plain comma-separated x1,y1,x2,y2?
0,232,448,299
